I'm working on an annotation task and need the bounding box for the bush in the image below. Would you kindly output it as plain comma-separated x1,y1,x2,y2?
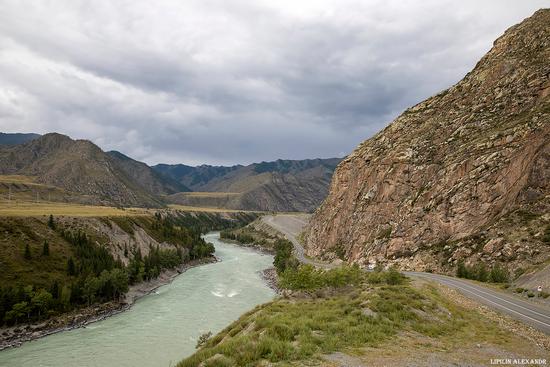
365,267,406,286
456,261,509,284
196,331,212,349
273,239,298,274
488,263,509,283
279,265,363,290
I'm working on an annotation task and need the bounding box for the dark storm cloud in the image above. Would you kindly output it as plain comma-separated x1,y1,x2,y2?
0,0,547,165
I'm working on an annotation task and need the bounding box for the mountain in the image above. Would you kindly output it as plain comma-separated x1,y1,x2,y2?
0,133,179,207
153,163,242,191
305,10,550,273
0,133,40,146
107,151,190,195
154,158,342,212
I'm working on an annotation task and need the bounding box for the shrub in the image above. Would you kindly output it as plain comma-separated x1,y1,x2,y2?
279,265,363,290
196,331,212,349
489,263,509,283
273,239,298,274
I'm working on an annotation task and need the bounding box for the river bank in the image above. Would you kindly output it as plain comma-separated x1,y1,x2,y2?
0,233,275,367
0,256,217,351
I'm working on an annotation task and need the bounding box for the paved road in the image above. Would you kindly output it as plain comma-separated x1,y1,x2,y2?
262,214,550,335
261,214,334,269
407,271,550,334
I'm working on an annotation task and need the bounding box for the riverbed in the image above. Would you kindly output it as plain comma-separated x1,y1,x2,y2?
0,232,275,367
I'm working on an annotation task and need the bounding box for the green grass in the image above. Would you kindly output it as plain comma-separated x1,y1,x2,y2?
177,270,499,367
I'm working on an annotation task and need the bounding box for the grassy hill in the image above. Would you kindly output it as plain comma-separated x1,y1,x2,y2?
179,267,547,366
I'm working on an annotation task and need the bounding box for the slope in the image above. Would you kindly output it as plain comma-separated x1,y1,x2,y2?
305,9,550,274
155,158,341,212
0,133,164,207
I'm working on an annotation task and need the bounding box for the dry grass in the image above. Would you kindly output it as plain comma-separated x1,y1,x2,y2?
177,192,241,198
0,175,39,183
0,201,151,217
168,204,262,213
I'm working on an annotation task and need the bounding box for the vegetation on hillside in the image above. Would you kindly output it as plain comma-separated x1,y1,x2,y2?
0,211,250,327
456,261,510,283
220,223,278,252
178,262,512,367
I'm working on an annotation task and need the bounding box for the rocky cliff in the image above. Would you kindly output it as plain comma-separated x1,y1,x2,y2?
305,9,550,273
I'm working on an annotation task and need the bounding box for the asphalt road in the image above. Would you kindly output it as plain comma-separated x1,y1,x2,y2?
261,214,334,269
262,214,550,335
407,271,550,334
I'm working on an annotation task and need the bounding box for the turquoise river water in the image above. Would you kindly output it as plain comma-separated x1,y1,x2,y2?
0,232,275,367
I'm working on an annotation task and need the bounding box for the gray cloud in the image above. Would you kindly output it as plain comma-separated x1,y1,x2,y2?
0,0,547,165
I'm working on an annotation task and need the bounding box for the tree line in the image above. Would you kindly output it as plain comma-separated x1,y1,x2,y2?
0,213,216,326
456,260,509,283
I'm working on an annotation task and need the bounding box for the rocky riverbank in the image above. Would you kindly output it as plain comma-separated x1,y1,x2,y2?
0,256,217,351
260,267,279,294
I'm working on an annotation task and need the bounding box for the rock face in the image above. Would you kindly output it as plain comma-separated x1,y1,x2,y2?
306,10,550,272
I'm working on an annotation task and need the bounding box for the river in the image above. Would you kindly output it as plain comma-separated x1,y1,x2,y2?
0,232,275,367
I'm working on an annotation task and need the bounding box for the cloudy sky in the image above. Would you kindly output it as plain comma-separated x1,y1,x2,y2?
0,0,547,165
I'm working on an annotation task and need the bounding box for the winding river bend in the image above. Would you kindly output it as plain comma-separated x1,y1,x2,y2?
0,232,275,367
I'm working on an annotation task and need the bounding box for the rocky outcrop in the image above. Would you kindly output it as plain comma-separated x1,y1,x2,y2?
306,10,550,272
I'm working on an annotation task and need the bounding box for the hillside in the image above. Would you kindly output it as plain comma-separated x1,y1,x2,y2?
306,10,550,274
0,133,178,208
0,210,257,349
0,133,40,146
107,151,190,196
155,158,341,212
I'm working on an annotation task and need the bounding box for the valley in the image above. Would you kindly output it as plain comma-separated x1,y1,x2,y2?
0,4,548,367
0,233,275,367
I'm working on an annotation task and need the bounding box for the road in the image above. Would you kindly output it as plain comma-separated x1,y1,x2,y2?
261,214,334,269
407,272,550,334
262,214,550,335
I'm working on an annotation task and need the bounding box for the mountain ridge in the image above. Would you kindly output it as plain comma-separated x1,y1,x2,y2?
154,158,342,212
305,9,550,273
0,133,173,207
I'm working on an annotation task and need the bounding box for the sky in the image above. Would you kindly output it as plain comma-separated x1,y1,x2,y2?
0,1,547,166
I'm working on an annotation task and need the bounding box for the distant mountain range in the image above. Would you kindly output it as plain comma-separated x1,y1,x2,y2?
0,132,40,146
154,158,341,212
0,132,341,211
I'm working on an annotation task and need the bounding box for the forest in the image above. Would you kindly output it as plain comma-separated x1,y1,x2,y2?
0,213,226,326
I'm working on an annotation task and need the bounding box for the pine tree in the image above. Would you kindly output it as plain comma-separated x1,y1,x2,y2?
67,257,76,276
42,240,50,256
24,244,32,260
47,214,56,230
50,280,60,299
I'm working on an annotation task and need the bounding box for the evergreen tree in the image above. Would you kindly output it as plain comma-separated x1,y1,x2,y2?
24,243,32,260
456,260,468,278
489,263,509,283
67,257,76,276
50,280,60,300
42,240,50,256
47,214,56,230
